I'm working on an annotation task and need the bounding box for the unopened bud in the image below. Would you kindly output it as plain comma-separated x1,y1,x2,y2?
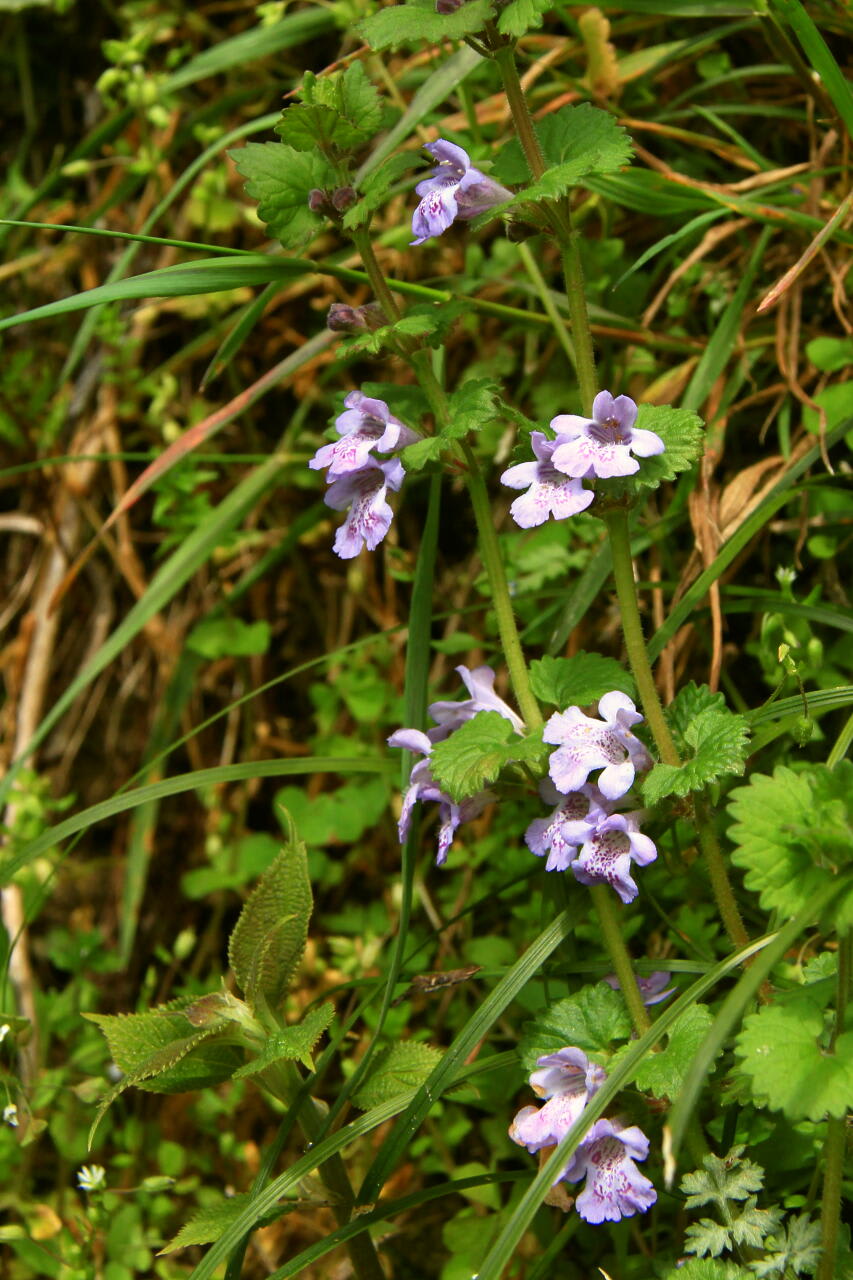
327,303,366,332
331,186,357,212
436,0,465,12
308,188,329,213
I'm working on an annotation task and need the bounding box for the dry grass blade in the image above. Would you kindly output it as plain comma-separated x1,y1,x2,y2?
757,188,853,314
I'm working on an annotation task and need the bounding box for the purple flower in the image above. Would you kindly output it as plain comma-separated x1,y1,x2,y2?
570,813,657,904
325,459,404,560
543,691,652,801
550,391,665,480
411,139,513,245
387,726,491,864
604,972,675,1006
561,1118,656,1223
510,1047,606,1154
500,432,595,528
525,781,610,873
310,391,419,478
429,664,525,736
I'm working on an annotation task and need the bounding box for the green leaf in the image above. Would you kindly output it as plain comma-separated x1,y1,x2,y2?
228,834,313,1013
626,403,706,493
276,63,382,154
727,762,853,929
429,712,543,803
496,0,553,36
529,652,634,708
666,681,728,744
493,105,632,205
161,1193,284,1252
735,998,853,1120
234,1004,335,1077
661,1261,752,1280
358,0,493,50
351,1041,445,1110
642,706,750,804
186,617,271,659
631,1003,715,1098
341,302,465,358
681,1145,764,1210
519,983,631,1071
231,142,335,249
342,153,418,230
750,1213,822,1279
445,378,500,437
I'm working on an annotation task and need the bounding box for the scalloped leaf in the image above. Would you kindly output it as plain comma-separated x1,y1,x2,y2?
228,833,313,1014
519,983,631,1072
233,1003,335,1078
642,707,749,804
666,681,727,744
276,63,382,154
351,1041,445,1110
627,403,706,492
231,142,334,249
358,0,493,50
735,997,853,1120
493,104,632,204
429,711,544,803
497,0,552,36
529,652,634,708
727,762,853,929
630,1003,715,1099
661,1262,752,1280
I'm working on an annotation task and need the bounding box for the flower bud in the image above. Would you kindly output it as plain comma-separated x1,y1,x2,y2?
331,186,357,211
308,188,329,213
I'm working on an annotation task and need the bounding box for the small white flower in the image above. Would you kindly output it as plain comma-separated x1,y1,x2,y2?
77,1164,107,1192
3,1103,18,1127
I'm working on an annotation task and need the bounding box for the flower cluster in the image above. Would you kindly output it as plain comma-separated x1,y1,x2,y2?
500,391,665,528
527,691,657,903
309,391,420,559
388,665,523,864
411,140,512,245
510,1046,656,1224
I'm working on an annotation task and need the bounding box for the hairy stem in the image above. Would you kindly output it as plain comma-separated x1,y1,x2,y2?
817,930,851,1280
492,42,598,410
589,884,650,1035
351,227,402,323
692,795,750,951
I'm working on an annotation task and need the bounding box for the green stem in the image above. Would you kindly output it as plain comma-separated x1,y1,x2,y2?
462,443,543,732
263,1063,386,1280
817,931,852,1280
351,227,402,323
693,795,750,952
588,884,650,1035
493,42,598,410
602,508,679,766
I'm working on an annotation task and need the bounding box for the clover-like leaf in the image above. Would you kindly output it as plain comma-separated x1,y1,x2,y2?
519,983,631,1071
727,762,853,929
429,711,543,803
231,142,335,249
529,653,634,708
643,706,749,804
358,0,493,50
735,997,853,1120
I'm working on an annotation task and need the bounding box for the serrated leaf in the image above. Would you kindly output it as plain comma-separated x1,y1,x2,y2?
643,707,749,804
685,1218,736,1259
631,1003,715,1098
342,303,465,358
228,837,312,1014
519,983,631,1071
750,1213,822,1278
351,1041,445,1109
735,998,853,1120
666,681,727,744
233,1003,335,1077
662,1262,752,1280
497,0,552,36
493,104,632,205
444,378,500,438
161,1193,284,1252
276,63,382,154
681,1146,764,1210
342,153,418,230
727,763,853,929
731,1199,782,1248
358,0,493,50
627,403,706,492
429,711,543,803
231,142,335,249
529,652,634,708
400,435,444,470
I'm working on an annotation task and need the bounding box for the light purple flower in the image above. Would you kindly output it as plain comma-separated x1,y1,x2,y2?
570,813,657,904
561,1118,656,1223
604,972,675,1006
525,780,610,873
543,691,652,801
510,1047,606,1154
411,139,513,245
500,432,595,528
310,391,419,478
429,664,524,736
387,726,492,865
550,391,665,480
325,458,404,560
